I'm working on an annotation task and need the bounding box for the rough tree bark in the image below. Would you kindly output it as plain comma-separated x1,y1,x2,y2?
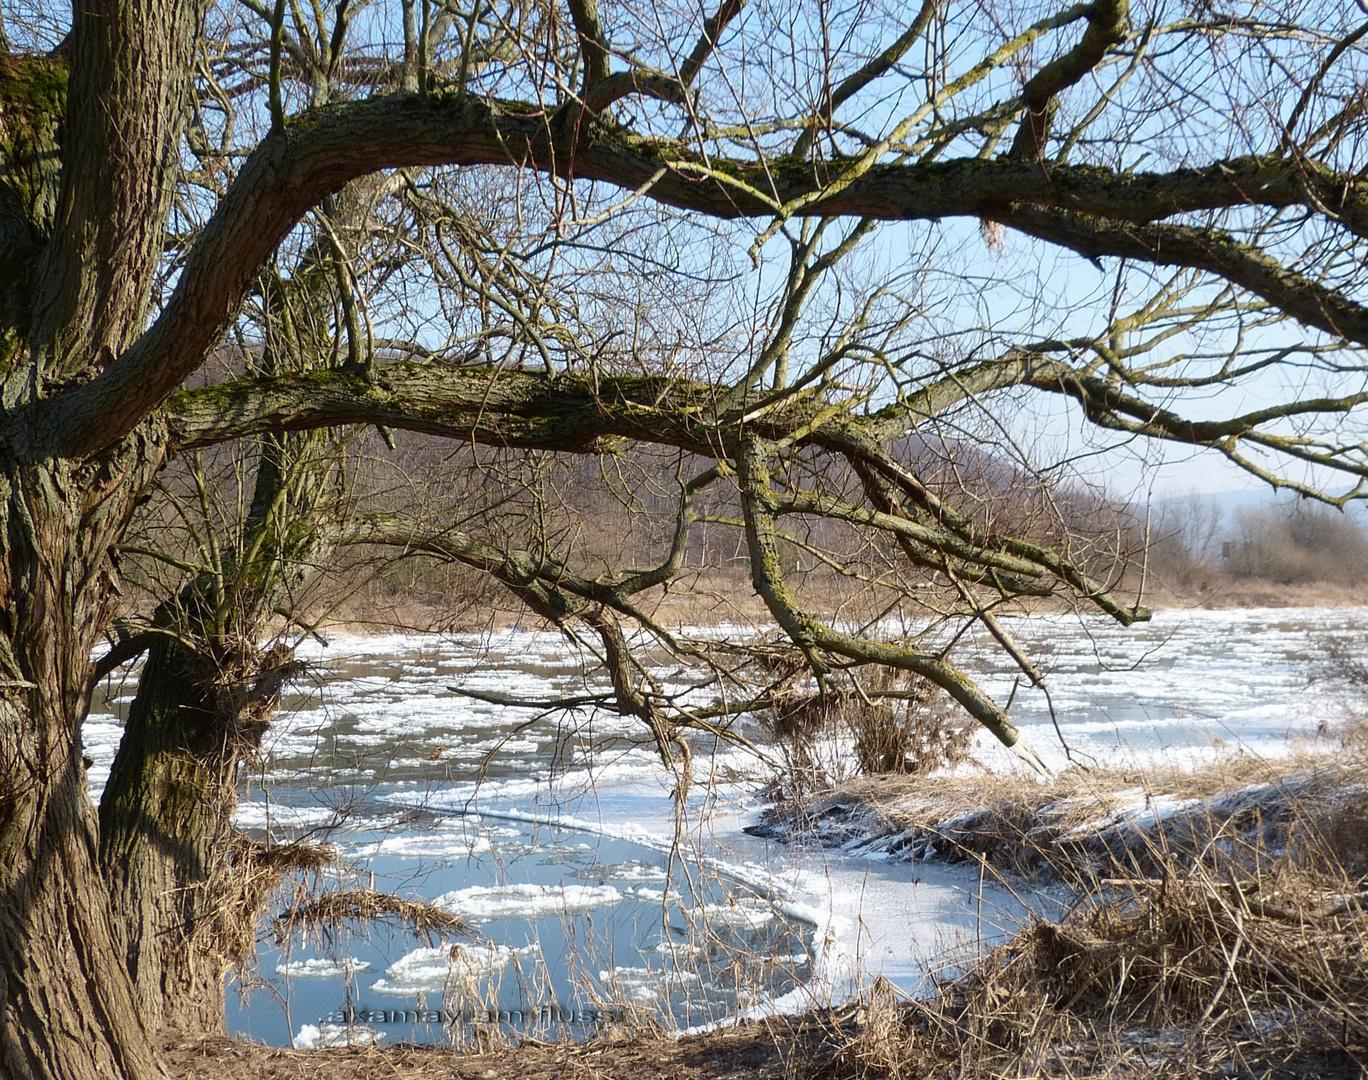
0,0,198,1073
96,618,298,1036
97,627,247,1037
97,228,350,1033
0,451,169,1080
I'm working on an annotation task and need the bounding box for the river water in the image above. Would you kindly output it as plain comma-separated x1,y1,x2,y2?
84,606,1364,1048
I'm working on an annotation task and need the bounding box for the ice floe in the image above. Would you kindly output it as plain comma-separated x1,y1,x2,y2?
293,1022,384,1048
432,883,623,923
275,957,372,978
369,941,540,996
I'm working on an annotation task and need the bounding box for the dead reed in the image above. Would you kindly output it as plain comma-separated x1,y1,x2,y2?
812,754,1368,1080
272,886,473,945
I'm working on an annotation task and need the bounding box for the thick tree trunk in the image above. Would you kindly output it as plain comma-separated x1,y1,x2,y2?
98,422,332,1031
0,721,165,1080
97,618,300,1037
0,457,168,1080
98,633,239,1036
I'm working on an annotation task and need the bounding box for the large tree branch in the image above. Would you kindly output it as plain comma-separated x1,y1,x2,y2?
165,363,724,454
167,360,941,467
169,340,1368,513
17,83,1368,459
566,0,612,92
735,436,1025,749
997,204,1368,347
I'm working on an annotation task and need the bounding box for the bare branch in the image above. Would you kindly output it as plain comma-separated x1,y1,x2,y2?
23,85,1368,460
793,0,938,159
566,0,611,92
677,0,747,90
737,436,1023,748
1009,0,1129,160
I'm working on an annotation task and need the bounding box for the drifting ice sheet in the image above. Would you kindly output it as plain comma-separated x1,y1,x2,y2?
369,941,540,996
433,883,623,923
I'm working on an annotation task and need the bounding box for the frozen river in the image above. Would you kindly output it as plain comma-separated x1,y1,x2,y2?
86,606,1365,1047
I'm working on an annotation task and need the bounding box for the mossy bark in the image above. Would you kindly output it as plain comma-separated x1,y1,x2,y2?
0,3,199,1071
97,632,240,1037
0,454,169,1080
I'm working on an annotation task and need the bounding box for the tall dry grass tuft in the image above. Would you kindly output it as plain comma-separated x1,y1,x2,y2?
846,671,974,779
272,887,472,945
761,667,976,799
812,761,1368,1080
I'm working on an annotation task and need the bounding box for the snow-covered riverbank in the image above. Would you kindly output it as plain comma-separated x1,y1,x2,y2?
84,606,1368,1045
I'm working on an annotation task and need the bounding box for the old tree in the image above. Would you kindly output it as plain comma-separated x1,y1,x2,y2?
4,0,1368,1074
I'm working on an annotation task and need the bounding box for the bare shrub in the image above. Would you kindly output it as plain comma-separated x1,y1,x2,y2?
847,672,974,778
762,667,975,796
1143,493,1226,592
1315,636,1368,694
762,683,838,797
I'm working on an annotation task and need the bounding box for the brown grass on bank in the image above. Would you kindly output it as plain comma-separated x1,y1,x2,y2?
163,1018,817,1080
754,746,1368,884
807,743,1368,1080
323,563,1368,637
820,866,1368,1079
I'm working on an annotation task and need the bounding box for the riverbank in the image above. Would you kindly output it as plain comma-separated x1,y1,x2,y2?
173,739,1368,1079
749,736,1368,1078
162,1021,819,1080
746,747,1368,882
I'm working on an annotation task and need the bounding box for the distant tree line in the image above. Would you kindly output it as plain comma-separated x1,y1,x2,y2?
1149,496,1368,592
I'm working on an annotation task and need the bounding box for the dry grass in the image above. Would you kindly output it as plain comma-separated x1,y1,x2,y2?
219,838,336,964
818,869,1368,1078
272,887,472,945
804,744,1368,1080
771,649,1368,1078
163,1019,818,1080
754,748,1368,884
